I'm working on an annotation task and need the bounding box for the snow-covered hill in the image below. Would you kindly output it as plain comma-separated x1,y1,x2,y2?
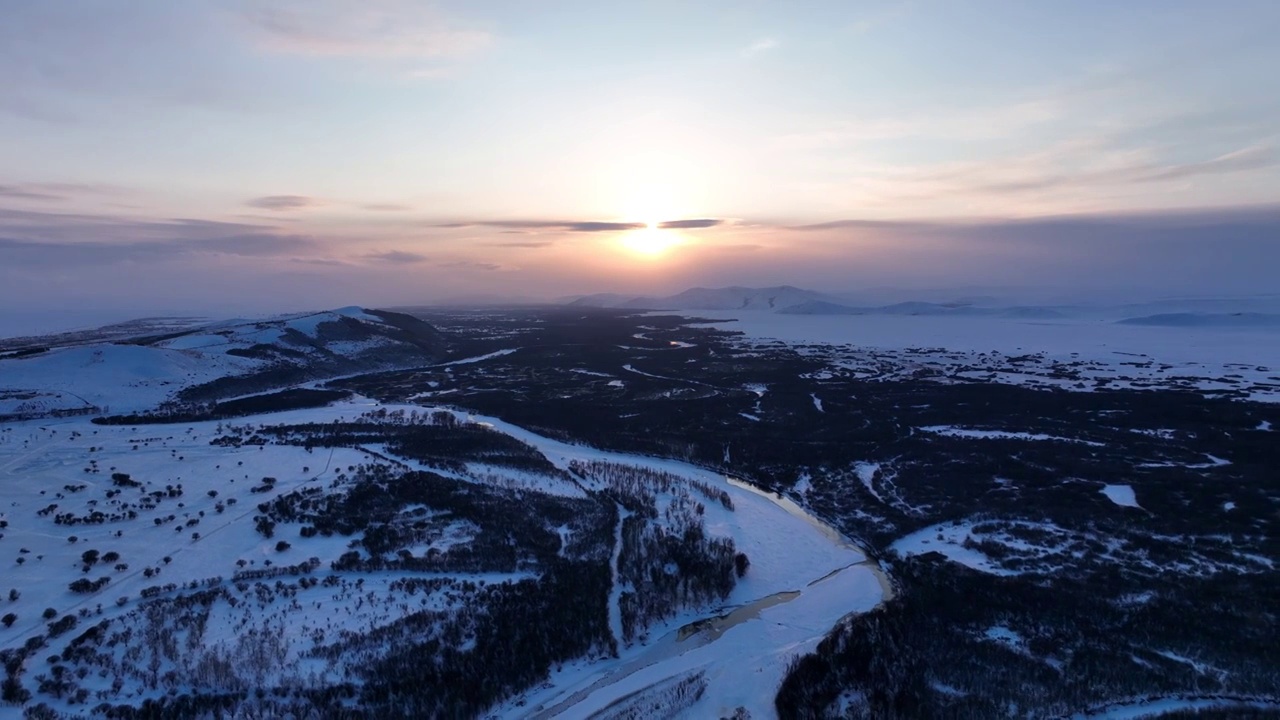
0,307,447,416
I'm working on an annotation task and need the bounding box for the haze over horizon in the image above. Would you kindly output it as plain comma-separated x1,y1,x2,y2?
3,1,1279,333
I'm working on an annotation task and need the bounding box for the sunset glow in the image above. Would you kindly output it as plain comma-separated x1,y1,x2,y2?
619,225,682,258
0,1,1276,329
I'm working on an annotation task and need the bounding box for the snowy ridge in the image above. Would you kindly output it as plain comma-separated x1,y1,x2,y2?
0,307,445,415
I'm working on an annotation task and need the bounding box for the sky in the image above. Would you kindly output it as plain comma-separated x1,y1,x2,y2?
2,0,1279,333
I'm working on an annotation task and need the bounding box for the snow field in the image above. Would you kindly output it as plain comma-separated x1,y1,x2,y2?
1,399,888,719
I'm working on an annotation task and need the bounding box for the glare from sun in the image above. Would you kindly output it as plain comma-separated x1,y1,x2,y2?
620,224,679,257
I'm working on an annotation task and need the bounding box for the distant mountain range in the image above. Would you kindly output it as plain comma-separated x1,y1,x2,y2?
563,285,1280,326
568,285,834,311
566,286,1067,318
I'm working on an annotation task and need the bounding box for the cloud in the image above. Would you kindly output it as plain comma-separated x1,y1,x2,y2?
0,182,127,203
0,185,63,202
186,234,315,256
706,243,764,252
785,204,1280,244
0,233,317,267
361,202,413,212
743,38,778,56
290,257,351,267
787,218,933,232
0,208,276,244
1139,145,1276,182
0,206,322,267
948,143,1278,196
567,221,648,232
246,195,318,211
438,218,729,233
365,250,429,264
755,204,1280,296
438,260,499,271
657,218,725,230
237,1,492,59
486,240,554,248
436,219,642,233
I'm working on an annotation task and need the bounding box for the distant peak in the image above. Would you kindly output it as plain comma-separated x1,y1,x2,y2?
333,305,367,316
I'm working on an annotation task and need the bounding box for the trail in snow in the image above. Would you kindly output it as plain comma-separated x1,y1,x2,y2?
1071,696,1280,719
630,332,696,349
608,503,633,652
621,364,724,390
435,348,518,367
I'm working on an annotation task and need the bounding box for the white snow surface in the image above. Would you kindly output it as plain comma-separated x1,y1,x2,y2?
854,462,883,504
984,625,1026,648
681,311,1280,366
0,307,411,414
891,521,1021,577
670,311,1280,401
0,343,260,413
919,425,1104,446
1101,484,1141,508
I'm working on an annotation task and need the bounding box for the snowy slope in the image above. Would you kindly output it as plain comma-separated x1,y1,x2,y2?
0,343,260,414
0,308,446,415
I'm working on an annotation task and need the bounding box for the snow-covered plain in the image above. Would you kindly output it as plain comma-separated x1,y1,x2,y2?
681,310,1280,364
919,425,1105,446
888,514,1270,579
671,311,1280,402
890,520,1023,577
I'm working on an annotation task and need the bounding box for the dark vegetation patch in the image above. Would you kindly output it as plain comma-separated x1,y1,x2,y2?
92,388,351,425
775,555,1280,719
0,347,48,360
258,463,606,573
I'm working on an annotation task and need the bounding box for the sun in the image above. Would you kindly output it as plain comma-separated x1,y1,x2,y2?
620,223,679,257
